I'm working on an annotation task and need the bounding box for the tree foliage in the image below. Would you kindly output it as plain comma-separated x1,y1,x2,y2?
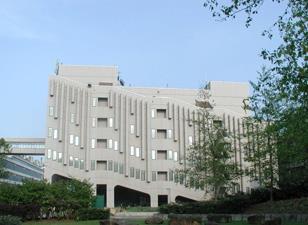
0,138,11,178
204,0,308,192
180,88,241,200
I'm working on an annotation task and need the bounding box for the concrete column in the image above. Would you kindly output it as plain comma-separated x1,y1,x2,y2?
150,194,158,207
107,184,115,208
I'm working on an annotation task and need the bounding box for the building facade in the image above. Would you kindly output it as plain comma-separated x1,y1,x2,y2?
0,138,45,185
45,64,252,207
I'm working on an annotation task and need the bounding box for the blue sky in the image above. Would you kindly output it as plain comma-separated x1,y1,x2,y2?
0,0,284,137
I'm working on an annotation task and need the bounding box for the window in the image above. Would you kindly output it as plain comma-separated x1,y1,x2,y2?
151,109,155,118
97,139,107,148
58,152,63,163
74,158,79,168
69,156,73,166
75,136,79,146
141,170,146,181
151,150,156,160
156,109,167,118
108,160,113,171
157,171,168,181
108,139,113,149
152,171,156,181
168,150,173,160
91,160,96,170
119,163,124,174
130,125,135,134
135,147,140,158
53,129,58,139
169,170,174,181
174,152,178,161
97,97,108,107
92,118,96,127
188,136,193,146
70,113,75,123
167,129,172,139
47,149,52,159
49,106,54,116
48,128,53,137
96,160,107,170
99,82,113,86
114,141,118,151
130,146,135,156
92,98,97,107
109,118,113,128
130,167,135,177
157,150,167,160
80,160,84,170
136,169,140,179
114,162,119,172
91,139,96,149
151,129,156,138
157,129,167,139
69,134,74,144
97,118,108,127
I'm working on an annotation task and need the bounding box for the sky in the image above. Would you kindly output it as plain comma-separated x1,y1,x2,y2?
0,0,285,138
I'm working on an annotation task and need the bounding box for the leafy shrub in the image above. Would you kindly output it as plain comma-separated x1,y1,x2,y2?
0,204,40,220
160,194,251,214
76,208,110,221
0,215,22,225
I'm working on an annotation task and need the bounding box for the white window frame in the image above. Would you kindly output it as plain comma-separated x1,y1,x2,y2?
53,129,58,139
69,134,74,144
52,150,57,161
70,113,75,124
151,150,156,160
91,139,96,149
167,129,172,139
69,156,73,166
188,136,193,146
174,152,178,161
48,127,53,137
109,118,113,128
114,141,118,151
151,109,155,118
92,98,97,107
92,118,96,127
75,136,79,146
130,146,135,156
151,129,156,138
130,125,135,134
108,139,113,149
168,150,173,160
135,147,140,158
58,152,63,161
47,149,52,159
49,106,54,117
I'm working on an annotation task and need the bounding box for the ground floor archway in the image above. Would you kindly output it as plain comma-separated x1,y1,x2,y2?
114,185,150,207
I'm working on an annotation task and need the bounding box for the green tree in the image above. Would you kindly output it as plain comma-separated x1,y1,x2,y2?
180,87,242,200
0,138,11,178
204,0,308,194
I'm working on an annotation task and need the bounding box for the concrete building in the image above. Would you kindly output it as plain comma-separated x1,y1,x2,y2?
1,138,45,184
45,64,251,207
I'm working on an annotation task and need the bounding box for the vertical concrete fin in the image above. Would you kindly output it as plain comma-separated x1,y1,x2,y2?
125,95,129,177
63,85,70,166
119,94,124,153
80,89,86,149
85,92,91,172
58,83,65,142
146,101,151,183
178,105,183,164
136,99,140,137
173,104,178,141
114,92,118,130
54,80,59,119
130,97,134,115
168,102,172,119
49,79,54,97
76,88,81,126
109,90,113,108
141,100,145,160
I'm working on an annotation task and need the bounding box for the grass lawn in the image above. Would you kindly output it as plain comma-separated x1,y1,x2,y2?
23,220,308,225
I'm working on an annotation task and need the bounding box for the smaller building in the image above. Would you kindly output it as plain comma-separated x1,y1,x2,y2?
0,155,44,185
0,138,45,185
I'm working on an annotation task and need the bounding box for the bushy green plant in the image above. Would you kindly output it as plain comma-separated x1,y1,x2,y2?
76,208,110,221
0,215,21,225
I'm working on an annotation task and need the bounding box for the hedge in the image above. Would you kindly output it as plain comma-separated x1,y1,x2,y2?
0,215,22,225
0,204,40,221
76,208,110,221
